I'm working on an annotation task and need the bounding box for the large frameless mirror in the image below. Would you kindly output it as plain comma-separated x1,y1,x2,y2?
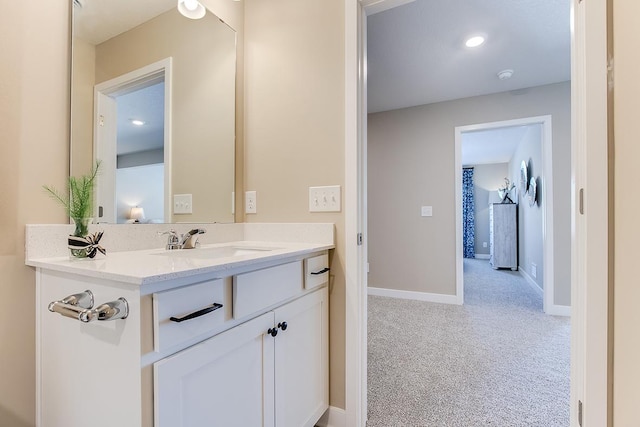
71,0,237,224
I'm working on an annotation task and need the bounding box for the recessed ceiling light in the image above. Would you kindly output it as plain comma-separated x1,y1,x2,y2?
465,36,485,48
130,119,145,126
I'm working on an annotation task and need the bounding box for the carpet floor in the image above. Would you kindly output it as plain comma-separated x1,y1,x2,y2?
367,258,570,426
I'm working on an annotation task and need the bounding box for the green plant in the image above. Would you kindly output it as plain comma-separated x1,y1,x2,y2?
43,161,101,233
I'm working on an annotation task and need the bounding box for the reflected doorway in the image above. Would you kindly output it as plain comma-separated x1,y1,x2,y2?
94,58,172,224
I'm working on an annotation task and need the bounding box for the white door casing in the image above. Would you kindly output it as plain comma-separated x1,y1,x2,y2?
94,93,117,223
454,115,558,314
345,1,609,427
93,58,172,223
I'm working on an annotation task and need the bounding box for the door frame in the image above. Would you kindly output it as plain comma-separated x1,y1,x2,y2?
93,57,173,223
454,115,560,315
345,0,609,426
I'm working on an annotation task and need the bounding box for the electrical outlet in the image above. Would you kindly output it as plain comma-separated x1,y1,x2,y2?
483,242,487,248
245,191,257,214
174,194,192,214
421,206,433,217
309,185,341,212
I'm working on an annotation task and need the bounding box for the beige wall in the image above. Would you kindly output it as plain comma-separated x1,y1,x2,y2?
70,37,95,177
243,0,346,408
95,9,236,223
0,0,69,425
613,0,640,423
471,163,509,256
368,82,571,306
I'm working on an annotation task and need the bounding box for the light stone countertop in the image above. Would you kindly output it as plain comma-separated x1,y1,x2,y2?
26,240,334,286
26,223,335,286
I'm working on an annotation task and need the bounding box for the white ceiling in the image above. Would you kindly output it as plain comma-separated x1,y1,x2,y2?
367,0,571,113
74,0,176,45
116,82,165,156
461,125,536,166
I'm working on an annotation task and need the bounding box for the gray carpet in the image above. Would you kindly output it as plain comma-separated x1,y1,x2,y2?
367,258,570,427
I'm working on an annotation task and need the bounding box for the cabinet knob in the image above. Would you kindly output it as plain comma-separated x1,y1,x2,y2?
268,327,278,337
278,321,288,331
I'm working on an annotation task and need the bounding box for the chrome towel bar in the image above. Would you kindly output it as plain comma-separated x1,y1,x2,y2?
48,290,129,323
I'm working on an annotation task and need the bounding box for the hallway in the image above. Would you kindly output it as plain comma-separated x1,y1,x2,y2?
367,258,570,426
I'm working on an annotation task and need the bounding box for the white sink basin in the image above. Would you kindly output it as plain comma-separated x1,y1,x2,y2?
152,245,279,259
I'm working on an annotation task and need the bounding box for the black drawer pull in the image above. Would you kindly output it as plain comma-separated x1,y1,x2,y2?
170,303,223,323
310,267,330,275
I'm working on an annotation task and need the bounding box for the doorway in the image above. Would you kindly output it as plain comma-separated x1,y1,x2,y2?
345,0,610,426
94,58,172,223
455,116,568,316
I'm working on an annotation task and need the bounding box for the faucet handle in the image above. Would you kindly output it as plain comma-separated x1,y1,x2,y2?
187,228,207,236
158,230,181,249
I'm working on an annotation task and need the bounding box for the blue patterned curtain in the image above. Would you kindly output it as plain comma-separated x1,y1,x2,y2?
462,168,475,258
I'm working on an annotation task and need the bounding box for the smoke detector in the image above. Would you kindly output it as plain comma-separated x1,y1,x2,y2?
497,69,514,80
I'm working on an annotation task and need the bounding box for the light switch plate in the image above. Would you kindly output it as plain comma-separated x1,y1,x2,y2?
309,185,341,212
174,194,192,214
245,191,257,214
421,206,433,217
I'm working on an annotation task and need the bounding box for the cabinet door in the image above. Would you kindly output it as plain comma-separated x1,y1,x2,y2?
154,312,275,427
273,288,328,427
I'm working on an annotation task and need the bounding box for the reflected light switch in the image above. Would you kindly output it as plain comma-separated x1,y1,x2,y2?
174,194,193,214
421,206,433,217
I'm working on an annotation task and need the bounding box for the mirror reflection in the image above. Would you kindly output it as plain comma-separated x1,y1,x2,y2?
71,0,236,224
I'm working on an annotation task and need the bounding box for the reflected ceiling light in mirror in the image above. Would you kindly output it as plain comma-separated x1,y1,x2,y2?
178,0,206,19
465,35,486,48
130,119,146,126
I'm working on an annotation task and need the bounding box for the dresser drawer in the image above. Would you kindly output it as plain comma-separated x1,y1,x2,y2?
153,279,227,352
233,261,303,319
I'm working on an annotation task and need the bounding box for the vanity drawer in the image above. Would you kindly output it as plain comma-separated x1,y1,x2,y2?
304,253,329,290
153,279,227,352
233,261,303,319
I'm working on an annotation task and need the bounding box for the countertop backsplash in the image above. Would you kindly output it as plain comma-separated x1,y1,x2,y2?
25,223,334,261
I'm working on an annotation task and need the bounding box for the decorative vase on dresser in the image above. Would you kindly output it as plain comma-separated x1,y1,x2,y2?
489,203,517,270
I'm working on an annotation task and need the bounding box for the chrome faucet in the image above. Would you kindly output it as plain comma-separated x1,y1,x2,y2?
159,229,206,250
180,228,206,249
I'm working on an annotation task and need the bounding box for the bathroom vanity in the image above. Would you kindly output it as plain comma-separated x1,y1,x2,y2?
26,224,333,427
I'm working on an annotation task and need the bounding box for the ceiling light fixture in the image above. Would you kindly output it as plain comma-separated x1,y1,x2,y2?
130,119,146,126
497,69,514,80
465,35,485,48
177,0,206,19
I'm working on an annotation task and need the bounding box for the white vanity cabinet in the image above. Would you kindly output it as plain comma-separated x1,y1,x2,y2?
34,249,330,427
155,287,328,427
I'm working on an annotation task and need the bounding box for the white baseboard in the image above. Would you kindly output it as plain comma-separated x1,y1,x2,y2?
368,286,460,305
518,266,543,297
475,254,490,260
315,406,346,427
518,268,570,317
546,304,571,317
